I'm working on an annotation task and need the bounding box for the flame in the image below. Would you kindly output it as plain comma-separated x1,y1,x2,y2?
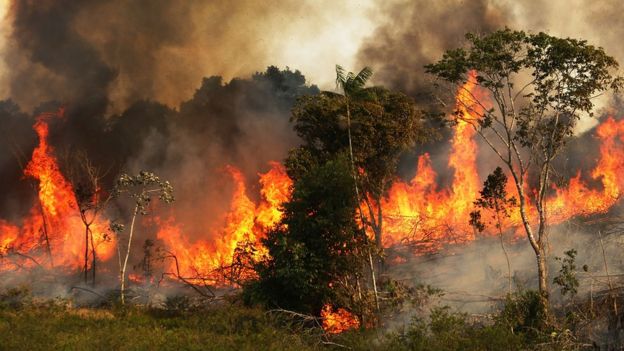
156,162,292,282
547,117,624,221
2,78,624,292
0,111,115,271
321,304,360,334
381,72,483,248
256,161,293,228
155,71,624,274
381,72,624,250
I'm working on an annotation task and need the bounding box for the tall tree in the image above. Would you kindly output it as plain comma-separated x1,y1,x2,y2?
426,29,622,308
334,65,373,239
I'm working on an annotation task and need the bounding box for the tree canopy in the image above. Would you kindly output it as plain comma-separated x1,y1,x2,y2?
289,80,431,247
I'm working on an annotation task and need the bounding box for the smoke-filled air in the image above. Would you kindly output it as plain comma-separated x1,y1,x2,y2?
1,1,624,349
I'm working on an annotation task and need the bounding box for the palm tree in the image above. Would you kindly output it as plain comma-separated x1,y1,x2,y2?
334,65,372,217
334,65,379,311
335,64,372,188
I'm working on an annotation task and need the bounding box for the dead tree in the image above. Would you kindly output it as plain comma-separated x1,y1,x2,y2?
64,151,111,285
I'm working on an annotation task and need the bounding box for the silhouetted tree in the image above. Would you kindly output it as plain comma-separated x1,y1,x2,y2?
469,167,517,295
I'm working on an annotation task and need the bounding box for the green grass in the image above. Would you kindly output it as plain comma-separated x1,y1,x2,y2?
0,304,318,351
0,290,583,350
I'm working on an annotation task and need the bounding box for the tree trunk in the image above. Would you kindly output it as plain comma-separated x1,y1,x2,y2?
37,198,53,267
495,209,512,296
375,195,383,249
84,223,89,284
90,227,97,286
120,205,139,305
510,169,549,306
536,247,549,312
367,247,380,312
344,96,380,313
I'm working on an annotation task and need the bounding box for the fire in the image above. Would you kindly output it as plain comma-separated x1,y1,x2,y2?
547,117,624,221
381,72,624,250
381,72,483,248
0,111,115,271
1,78,624,293
321,304,360,334
142,70,624,273
256,161,293,228
156,162,292,282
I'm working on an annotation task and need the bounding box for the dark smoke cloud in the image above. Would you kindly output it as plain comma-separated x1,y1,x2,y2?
3,0,345,113
0,1,321,223
358,0,508,104
6,1,115,111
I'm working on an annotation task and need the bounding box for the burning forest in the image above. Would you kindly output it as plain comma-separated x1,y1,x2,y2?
2,1,624,350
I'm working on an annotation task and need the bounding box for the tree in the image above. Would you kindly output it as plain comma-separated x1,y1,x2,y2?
247,156,367,317
426,28,623,308
64,150,111,286
112,171,174,305
290,71,429,312
469,167,517,295
334,65,373,224
291,66,429,249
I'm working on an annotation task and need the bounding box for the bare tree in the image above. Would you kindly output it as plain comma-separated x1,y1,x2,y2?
64,151,111,285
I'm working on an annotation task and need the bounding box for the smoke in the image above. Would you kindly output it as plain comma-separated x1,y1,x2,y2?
358,0,507,103
0,0,374,113
357,0,624,131
388,217,624,319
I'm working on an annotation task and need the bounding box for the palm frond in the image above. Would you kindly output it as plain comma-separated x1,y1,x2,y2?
352,67,373,90
336,64,374,96
335,65,347,89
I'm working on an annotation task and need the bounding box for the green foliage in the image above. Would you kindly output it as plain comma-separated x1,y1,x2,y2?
291,76,432,247
553,249,580,298
335,65,374,97
291,86,428,188
0,304,316,351
426,28,622,165
390,306,522,351
245,156,366,315
498,290,549,338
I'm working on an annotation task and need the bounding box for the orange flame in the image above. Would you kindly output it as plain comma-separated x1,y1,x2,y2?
381,71,624,250
321,304,360,334
156,162,292,282
0,111,115,271
2,78,624,292
381,72,483,248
